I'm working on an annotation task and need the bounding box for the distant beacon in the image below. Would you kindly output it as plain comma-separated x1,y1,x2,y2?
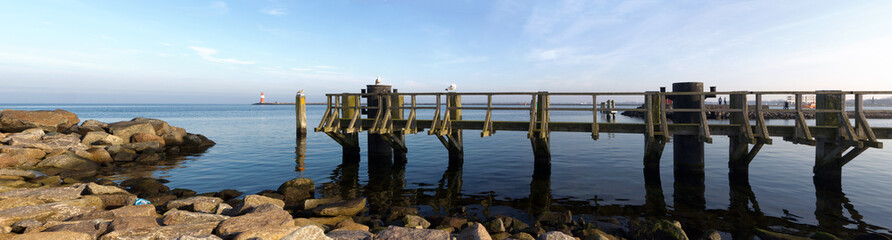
260,92,266,103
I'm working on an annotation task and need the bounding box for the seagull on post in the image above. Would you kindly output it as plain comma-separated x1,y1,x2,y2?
297,89,304,93
445,83,456,91
375,76,382,85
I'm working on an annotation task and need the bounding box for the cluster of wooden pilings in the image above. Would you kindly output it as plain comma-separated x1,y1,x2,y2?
298,82,892,187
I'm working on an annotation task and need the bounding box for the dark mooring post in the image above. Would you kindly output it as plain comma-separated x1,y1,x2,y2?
729,92,750,179
814,91,844,186
341,95,360,161
447,93,464,168
391,89,407,163
672,82,705,174
367,85,393,162
532,92,551,175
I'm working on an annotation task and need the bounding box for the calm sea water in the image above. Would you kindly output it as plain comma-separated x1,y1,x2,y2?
3,103,891,237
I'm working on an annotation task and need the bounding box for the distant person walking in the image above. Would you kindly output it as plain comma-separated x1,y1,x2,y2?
784,101,789,109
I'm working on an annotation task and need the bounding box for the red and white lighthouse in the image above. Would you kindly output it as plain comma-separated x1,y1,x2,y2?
260,92,266,103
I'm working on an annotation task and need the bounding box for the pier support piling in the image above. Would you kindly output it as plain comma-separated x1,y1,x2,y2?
367,85,394,163
672,82,706,174
814,91,844,182
643,92,666,171
446,93,464,168
340,95,360,162
729,93,761,179
531,92,551,174
391,90,407,163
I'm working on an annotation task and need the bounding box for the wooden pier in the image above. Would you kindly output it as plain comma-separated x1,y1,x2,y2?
306,83,892,183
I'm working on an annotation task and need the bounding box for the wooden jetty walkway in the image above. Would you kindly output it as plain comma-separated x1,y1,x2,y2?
300,82,892,184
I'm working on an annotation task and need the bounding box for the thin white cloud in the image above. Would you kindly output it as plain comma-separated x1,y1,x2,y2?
260,8,286,16
314,65,336,69
160,43,172,47
188,46,254,64
211,2,229,15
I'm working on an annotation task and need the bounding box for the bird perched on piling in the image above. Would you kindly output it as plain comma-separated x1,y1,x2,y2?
297,89,304,94
445,83,456,91
375,76,381,85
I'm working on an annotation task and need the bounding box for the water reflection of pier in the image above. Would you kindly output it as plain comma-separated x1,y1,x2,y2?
297,131,888,237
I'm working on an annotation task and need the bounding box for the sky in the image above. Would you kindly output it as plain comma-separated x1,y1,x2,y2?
1,0,891,103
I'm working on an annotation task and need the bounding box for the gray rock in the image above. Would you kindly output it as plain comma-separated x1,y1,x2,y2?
312,198,366,217
537,231,576,240
0,185,84,202
0,198,45,211
215,203,234,215
232,226,301,240
0,129,44,144
373,225,449,240
699,229,732,240
305,198,340,210
459,223,492,240
38,134,86,151
630,218,689,240
119,178,170,198
328,230,374,240
485,218,506,233
162,209,229,226
93,194,138,209
402,215,430,229
100,221,219,240
122,142,163,152
0,147,46,160
281,225,333,240
80,119,108,129
166,196,222,213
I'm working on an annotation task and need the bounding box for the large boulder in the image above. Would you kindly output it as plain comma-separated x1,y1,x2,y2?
0,109,79,132
281,225,334,240
162,127,187,146
131,133,165,146
327,230,374,240
9,231,92,240
214,208,294,238
130,117,174,135
107,216,160,231
41,219,110,239
0,202,96,227
36,153,99,170
100,221,219,240
107,121,155,144
162,210,229,226
459,223,492,240
70,204,156,221
312,198,366,217
629,218,689,240
238,195,285,214
278,178,315,206
402,215,430,229
166,196,222,213
233,226,301,240
119,178,170,197
537,231,576,240
0,147,46,160
0,197,45,211
0,185,84,202
81,147,114,164
81,131,124,146
373,225,449,240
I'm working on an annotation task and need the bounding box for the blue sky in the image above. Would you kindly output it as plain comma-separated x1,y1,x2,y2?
1,0,891,103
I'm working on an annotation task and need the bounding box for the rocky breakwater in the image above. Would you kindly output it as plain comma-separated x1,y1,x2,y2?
0,173,866,240
0,109,215,183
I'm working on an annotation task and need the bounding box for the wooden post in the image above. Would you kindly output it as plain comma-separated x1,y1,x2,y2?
729,93,749,178
532,92,551,175
339,95,360,161
392,89,407,162
815,91,844,183
447,93,463,168
296,93,307,136
367,85,393,163
644,92,665,170
672,82,705,174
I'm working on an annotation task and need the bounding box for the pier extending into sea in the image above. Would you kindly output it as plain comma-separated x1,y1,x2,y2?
300,82,892,186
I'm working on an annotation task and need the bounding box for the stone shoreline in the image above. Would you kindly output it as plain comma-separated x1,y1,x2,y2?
0,109,884,240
